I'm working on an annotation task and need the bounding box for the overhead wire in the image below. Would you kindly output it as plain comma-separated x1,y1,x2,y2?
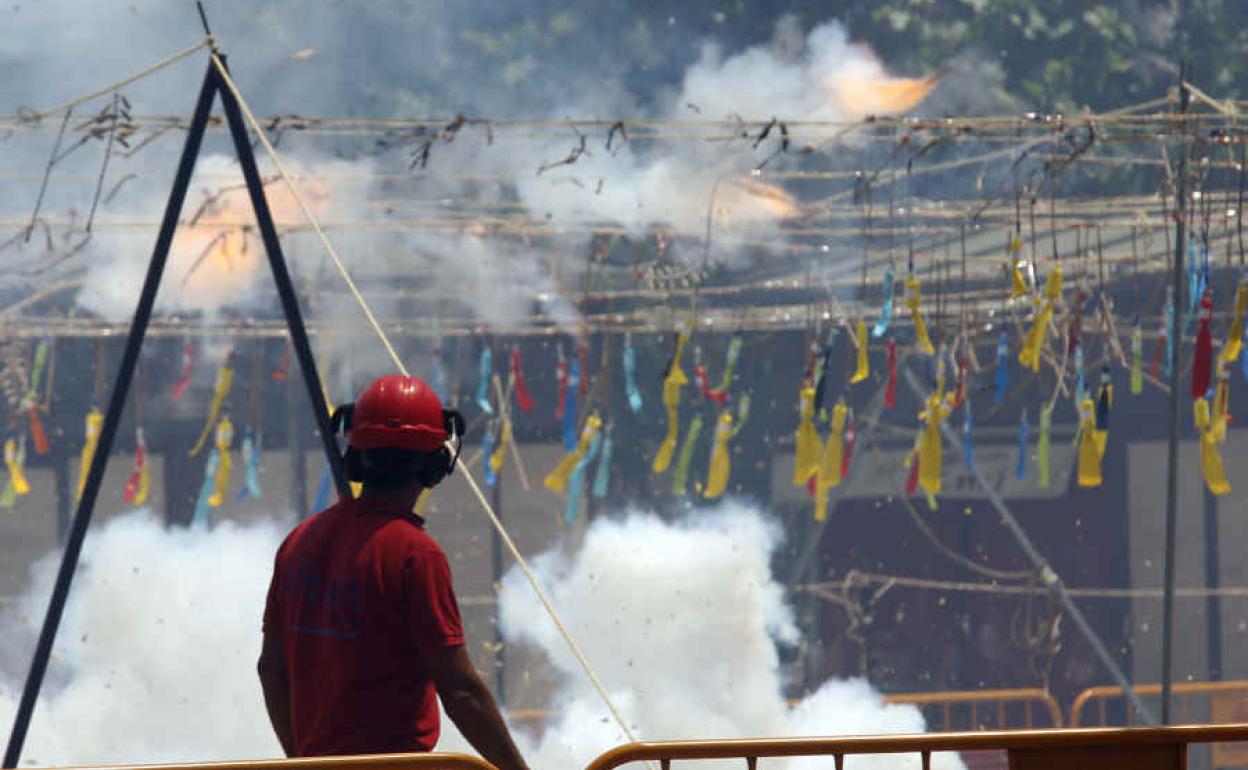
801,571,1248,600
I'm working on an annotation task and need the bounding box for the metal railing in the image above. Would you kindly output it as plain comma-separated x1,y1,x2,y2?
1071,679,1248,727
583,724,1248,770
46,724,1248,770
507,688,1065,735
53,754,498,770
885,688,1064,731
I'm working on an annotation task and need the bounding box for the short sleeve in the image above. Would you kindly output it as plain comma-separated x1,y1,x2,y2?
402,548,465,650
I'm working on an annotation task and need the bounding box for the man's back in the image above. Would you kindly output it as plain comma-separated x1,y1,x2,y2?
263,497,464,756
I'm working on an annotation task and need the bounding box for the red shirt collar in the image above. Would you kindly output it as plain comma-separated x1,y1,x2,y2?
344,496,426,527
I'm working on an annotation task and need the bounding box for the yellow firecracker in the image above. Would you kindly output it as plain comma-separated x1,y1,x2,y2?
905,276,935,354
850,320,870,383
793,385,820,486
1195,397,1231,495
1009,237,1028,299
814,401,848,521
4,438,29,497
1076,397,1103,488
652,332,689,474
1220,282,1248,364
490,417,512,478
546,413,603,493
704,411,735,500
76,407,104,501
190,360,234,457
918,379,951,495
208,417,234,507
1019,266,1063,372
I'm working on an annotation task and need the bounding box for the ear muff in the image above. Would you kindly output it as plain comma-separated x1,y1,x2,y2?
415,447,452,488
330,403,354,435
417,409,465,489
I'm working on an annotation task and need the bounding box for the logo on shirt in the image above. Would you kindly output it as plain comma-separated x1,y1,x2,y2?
286,563,363,640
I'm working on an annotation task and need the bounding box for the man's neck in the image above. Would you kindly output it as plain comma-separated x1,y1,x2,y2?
358,484,423,513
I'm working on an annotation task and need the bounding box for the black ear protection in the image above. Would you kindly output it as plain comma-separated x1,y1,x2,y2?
416,409,465,488
330,404,465,489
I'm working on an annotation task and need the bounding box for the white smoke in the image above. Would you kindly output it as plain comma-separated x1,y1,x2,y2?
478,502,961,770
0,510,286,764
0,503,958,769
1,11,939,330
436,19,933,252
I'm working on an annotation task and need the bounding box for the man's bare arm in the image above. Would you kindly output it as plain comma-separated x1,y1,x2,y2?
258,632,296,757
426,645,529,770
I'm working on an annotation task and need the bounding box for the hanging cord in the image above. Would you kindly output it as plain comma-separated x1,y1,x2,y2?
1223,141,1235,296
1238,137,1245,268
84,93,122,233
864,431,1032,582
210,54,643,748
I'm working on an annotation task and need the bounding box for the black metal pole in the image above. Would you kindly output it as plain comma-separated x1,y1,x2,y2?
1161,72,1191,725
288,362,309,519
2,65,219,769
490,474,506,705
212,62,349,501
1204,487,1223,682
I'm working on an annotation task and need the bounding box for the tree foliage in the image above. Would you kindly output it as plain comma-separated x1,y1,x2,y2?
431,0,1248,116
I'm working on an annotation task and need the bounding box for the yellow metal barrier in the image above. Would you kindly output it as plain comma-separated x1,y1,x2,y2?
1072,679,1248,728
885,688,1063,731
53,753,497,770
584,725,1248,770
1071,679,1248,769
509,688,1064,736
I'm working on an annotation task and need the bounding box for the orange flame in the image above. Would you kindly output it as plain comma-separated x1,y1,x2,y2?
172,180,327,311
718,179,800,223
827,48,942,117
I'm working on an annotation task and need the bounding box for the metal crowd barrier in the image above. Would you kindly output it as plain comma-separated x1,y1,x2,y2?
1071,679,1248,728
885,688,1064,731
46,724,1248,770
583,725,1248,770
508,687,1065,736
1070,679,1248,769
52,754,498,770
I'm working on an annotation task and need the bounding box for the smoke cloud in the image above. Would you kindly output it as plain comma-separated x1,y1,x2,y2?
482,502,961,770
0,504,959,769
1,8,942,332
0,510,285,764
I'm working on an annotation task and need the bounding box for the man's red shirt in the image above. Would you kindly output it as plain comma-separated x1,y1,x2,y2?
262,497,464,756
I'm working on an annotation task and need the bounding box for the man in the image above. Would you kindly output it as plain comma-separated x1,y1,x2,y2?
259,374,529,770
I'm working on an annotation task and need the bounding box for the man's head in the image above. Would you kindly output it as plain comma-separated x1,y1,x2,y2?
335,375,464,495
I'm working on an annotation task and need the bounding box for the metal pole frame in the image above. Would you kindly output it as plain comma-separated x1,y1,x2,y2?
3,59,347,768
1161,71,1191,726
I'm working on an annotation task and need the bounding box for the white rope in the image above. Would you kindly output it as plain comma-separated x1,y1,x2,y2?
29,39,213,121
209,53,642,747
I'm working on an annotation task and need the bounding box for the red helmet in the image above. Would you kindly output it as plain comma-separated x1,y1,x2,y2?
347,375,447,452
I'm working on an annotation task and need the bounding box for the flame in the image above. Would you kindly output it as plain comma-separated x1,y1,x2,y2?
172,180,328,311
826,48,942,117
717,179,801,223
